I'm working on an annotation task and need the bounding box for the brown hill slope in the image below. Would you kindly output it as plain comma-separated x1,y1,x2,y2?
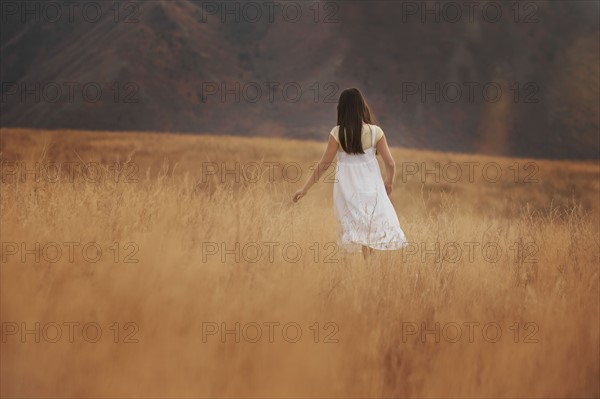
1,1,598,159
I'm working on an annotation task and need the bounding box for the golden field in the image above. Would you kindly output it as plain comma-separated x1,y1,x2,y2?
1,127,599,398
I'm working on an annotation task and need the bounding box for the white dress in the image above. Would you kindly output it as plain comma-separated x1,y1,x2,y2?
333,124,408,252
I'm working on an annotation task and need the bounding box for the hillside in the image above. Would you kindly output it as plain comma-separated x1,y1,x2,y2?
1,1,599,159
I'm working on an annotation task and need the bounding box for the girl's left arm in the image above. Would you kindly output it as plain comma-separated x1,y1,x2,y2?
292,135,339,202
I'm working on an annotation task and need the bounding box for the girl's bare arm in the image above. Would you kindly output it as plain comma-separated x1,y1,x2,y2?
292,135,339,202
376,134,395,195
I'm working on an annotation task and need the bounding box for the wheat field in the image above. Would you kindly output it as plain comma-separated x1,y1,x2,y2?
1,128,599,398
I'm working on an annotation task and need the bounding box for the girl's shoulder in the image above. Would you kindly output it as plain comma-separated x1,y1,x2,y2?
329,125,340,142
366,124,385,143
366,123,384,136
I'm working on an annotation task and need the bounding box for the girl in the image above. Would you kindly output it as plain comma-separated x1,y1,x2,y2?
293,88,408,257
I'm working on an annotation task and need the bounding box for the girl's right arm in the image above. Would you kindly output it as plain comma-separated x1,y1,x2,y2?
292,135,339,202
376,134,396,196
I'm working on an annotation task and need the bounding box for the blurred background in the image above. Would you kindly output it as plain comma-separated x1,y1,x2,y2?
1,0,599,159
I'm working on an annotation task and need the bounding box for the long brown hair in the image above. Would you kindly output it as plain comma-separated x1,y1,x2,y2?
337,88,375,154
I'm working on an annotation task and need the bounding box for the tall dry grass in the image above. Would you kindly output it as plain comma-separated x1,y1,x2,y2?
1,128,599,398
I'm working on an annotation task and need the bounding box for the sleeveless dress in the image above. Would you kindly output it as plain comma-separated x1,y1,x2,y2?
333,124,408,252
